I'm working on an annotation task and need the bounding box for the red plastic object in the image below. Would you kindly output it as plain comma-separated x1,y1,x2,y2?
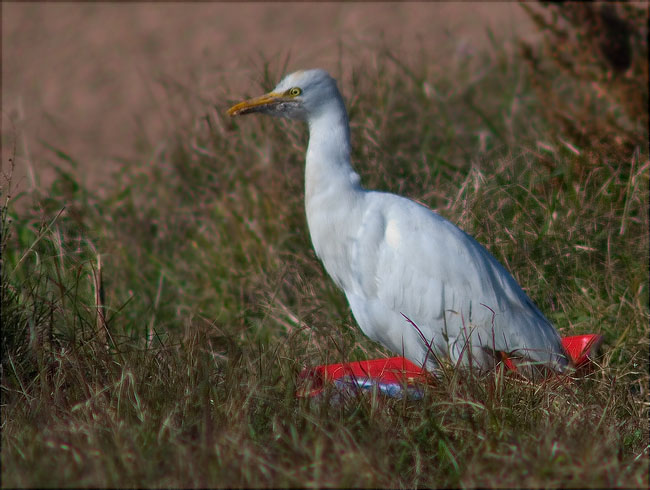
561,334,604,367
501,334,604,372
298,334,603,398
297,356,428,398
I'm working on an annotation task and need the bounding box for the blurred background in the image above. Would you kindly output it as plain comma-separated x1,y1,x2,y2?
2,2,532,193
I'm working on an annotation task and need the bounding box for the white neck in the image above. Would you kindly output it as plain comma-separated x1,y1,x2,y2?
302,96,365,285
304,100,361,204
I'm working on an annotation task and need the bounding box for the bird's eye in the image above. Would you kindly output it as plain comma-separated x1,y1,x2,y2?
288,87,302,97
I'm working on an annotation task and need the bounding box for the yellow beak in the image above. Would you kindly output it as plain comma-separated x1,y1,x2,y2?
226,92,284,116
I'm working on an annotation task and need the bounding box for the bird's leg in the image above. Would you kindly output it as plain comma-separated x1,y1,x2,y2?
400,312,441,371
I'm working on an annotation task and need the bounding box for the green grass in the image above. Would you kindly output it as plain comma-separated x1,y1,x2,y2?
2,29,648,488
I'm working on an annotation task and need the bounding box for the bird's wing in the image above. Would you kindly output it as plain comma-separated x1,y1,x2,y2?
350,191,566,368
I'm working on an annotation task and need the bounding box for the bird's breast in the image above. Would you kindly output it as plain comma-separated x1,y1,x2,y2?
305,188,367,292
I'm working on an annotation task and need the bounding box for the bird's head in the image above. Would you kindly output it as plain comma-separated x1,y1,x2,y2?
227,69,341,122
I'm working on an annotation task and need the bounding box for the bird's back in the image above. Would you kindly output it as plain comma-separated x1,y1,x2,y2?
332,191,568,373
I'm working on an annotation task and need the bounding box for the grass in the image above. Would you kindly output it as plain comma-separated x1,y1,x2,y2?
2,15,649,488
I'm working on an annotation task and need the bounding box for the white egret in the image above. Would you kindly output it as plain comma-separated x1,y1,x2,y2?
227,69,568,376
